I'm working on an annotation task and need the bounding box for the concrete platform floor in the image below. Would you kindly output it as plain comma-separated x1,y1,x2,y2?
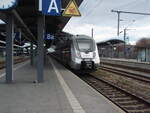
0,57,125,113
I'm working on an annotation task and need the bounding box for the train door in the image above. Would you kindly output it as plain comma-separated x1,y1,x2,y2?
68,40,72,63
65,40,72,65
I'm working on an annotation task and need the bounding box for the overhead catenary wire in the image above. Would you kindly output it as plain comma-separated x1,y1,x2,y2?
114,0,150,27
114,0,143,10
79,0,104,24
66,0,150,40
112,0,150,36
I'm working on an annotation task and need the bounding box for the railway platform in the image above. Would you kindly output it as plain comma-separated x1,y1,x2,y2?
0,57,125,113
101,57,150,71
101,57,150,64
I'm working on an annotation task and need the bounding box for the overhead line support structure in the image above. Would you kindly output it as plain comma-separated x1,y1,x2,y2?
112,10,150,58
111,10,150,36
112,10,150,16
117,11,120,36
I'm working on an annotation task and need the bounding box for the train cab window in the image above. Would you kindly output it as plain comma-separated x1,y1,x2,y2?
76,39,95,52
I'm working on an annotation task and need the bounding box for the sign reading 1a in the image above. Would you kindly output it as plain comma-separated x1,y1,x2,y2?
41,0,61,16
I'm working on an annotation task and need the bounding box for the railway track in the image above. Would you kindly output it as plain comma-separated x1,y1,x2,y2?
80,74,150,113
101,59,150,73
0,57,28,69
100,65,150,83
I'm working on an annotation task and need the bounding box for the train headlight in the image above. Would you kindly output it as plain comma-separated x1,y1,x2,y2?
76,51,81,58
93,52,96,58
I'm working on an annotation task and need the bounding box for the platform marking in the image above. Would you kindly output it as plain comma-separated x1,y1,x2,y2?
0,61,29,79
49,58,86,113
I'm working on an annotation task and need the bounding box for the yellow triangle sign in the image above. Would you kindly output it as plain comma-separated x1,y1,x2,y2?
62,0,81,17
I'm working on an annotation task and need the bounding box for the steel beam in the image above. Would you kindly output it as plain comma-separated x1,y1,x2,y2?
123,29,126,58
37,16,45,83
12,10,36,42
112,10,150,16
1,10,35,43
30,42,34,65
117,12,120,36
0,12,6,21
5,14,14,83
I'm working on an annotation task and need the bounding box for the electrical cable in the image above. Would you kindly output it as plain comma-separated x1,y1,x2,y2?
114,0,143,10
81,0,104,24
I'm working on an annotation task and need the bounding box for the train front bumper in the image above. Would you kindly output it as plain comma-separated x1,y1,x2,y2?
71,58,100,70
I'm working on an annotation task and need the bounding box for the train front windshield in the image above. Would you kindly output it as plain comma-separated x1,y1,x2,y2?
76,39,95,52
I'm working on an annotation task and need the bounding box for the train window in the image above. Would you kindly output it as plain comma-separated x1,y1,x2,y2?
76,39,95,52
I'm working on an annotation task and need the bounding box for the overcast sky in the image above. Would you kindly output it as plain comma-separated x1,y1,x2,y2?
63,0,150,44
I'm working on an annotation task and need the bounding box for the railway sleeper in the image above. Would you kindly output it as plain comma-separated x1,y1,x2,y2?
102,67,150,82
130,110,150,113
98,89,118,93
102,91,123,94
101,91,124,95
108,95,128,98
120,102,145,106
123,105,150,110
113,98,134,102
118,101,141,106
81,75,150,113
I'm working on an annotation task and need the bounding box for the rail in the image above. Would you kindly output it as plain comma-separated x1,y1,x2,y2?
80,74,150,113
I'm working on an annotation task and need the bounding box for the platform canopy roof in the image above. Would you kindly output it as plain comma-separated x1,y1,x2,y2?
0,0,83,47
97,39,124,47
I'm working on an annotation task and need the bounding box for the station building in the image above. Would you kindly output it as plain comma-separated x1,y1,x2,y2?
97,39,137,59
97,38,150,62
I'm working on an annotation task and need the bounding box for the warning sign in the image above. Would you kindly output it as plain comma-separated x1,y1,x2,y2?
62,0,81,17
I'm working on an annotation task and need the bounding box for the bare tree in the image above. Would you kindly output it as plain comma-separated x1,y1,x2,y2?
136,38,150,48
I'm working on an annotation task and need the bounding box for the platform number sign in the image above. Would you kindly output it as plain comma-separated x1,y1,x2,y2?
42,0,61,16
45,33,54,40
